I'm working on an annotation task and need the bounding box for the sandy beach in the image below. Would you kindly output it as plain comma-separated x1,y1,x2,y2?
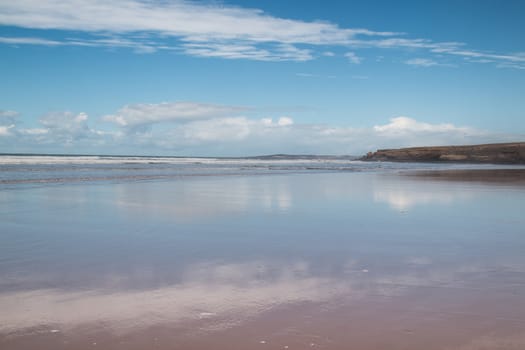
403,168,525,184
1,165,524,349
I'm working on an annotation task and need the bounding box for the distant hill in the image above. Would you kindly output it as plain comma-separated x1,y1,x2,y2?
361,142,525,164
243,154,358,160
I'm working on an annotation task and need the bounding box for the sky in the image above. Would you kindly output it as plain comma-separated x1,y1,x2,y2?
0,0,524,156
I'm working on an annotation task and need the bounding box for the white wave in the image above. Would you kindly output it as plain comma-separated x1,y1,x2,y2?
0,155,217,165
0,154,364,167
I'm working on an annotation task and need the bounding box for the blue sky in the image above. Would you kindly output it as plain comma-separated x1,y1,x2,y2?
1,0,524,156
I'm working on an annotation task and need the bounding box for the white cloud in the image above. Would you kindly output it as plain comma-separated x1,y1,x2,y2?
18,128,49,136
430,48,525,69
405,57,456,68
168,116,294,144
2,111,118,149
365,116,495,150
0,1,523,67
182,42,313,61
345,51,362,64
0,125,14,136
349,38,525,69
143,114,509,155
405,58,439,67
0,111,19,137
277,116,294,126
40,111,89,130
0,0,395,61
182,42,273,61
373,116,470,134
349,37,461,51
496,62,525,70
296,72,317,78
3,105,521,156
182,117,252,142
0,110,19,123
0,1,394,43
296,72,336,79
103,102,246,128
0,36,161,53
0,36,62,46
1,1,399,42
30,111,96,146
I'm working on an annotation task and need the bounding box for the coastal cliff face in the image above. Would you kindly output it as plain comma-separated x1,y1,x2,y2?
361,142,525,164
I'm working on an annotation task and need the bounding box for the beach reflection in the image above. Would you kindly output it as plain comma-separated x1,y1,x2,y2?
112,176,294,221
3,256,524,335
372,176,474,211
1,171,525,349
0,260,341,334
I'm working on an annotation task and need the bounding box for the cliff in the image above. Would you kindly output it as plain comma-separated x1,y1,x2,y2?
361,142,525,164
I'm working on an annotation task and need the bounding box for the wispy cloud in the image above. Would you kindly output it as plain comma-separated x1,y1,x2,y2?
182,42,313,61
0,1,396,43
349,38,525,69
295,72,336,79
0,36,62,46
0,110,19,123
0,0,394,61
431,48,525,70
405,58,439,67
404,58,455,67
1,1,522,68
344,51,362,64
496,62,525,70
0,35,162,53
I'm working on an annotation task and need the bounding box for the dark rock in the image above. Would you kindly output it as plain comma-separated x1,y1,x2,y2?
361,142,525,164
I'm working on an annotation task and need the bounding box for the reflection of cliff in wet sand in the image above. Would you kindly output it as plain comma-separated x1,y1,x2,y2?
362,142,525,164
404,169,525,184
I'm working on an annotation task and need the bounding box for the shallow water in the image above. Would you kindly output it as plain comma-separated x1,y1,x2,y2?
1,162,525,349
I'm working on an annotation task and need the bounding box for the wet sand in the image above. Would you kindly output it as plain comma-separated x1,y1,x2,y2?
1,170,525,349
403,168,525,184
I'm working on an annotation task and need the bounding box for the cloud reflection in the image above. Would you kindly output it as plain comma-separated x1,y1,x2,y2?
0,261,347,335
374,188,457,211
373,177,473,211
2,257,521,337
446,333,525,350
113,177,293,221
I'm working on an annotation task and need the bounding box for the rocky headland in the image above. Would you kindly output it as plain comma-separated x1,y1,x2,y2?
361,142,525,164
